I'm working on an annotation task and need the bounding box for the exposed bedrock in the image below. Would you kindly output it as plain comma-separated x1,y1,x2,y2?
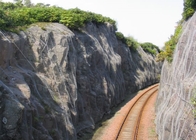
156,13,196,140
0,22,161,140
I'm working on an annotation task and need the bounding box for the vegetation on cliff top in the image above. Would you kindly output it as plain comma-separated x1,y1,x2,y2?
140,42,160,55
0,1,116,30
157,0,196,62
183,0,196,20
157,24,182,62
116,32,160,55
115,32,139,51
0,1,159,54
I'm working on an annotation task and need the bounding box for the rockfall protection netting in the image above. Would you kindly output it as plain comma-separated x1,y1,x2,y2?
156,12,196,140
0,29,78,139
0,23,161,139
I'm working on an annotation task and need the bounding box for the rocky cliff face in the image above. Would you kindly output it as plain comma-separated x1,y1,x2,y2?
0,22,160,140
156,13,196,140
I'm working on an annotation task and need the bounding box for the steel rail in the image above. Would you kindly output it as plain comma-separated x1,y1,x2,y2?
115,84,159,140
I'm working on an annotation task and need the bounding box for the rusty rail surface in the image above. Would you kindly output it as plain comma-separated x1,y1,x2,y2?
98,84,159,140
116,84,158,140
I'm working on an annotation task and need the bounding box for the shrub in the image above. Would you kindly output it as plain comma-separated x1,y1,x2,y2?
191,88,196,118
115,32,126,43
157,24,182,62
60,9,86,29
140,42,160,55
156,0,194,62
115,32,139,51
125,36,139,51
183,0,196,20
0,2,116,31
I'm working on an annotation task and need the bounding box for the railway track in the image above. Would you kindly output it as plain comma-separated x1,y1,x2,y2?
96,84,159,140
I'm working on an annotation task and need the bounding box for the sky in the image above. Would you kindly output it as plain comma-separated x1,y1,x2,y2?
3,0,184,48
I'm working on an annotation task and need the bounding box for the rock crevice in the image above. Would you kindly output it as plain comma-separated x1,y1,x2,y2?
0,22,160,140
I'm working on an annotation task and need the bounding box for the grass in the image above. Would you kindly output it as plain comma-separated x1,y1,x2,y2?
30,22,49,30
149,126,158,139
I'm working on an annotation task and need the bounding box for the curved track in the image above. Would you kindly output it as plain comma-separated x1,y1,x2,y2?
97,84,158,140
117,84,158,140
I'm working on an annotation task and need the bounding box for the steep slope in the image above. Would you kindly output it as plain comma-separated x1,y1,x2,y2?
156,13,196,140
0,22,161,140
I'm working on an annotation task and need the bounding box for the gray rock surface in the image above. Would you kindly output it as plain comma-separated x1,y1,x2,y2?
0,22,161,140
156,12,196,140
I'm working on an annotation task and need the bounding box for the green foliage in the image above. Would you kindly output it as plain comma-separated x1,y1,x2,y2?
115,32,124,39
183,0,196,20
34,3,48,7
60,8,116,29
115,32,139,51
0,1,157,54
0,1,19,10
0,8,18,29
60,9,86,29
157,24,182,62
140,42,160,55
125,36,139,51
0,2,116,31
191,88,196,118
183,7,195,20
0,10,7,28
115,32,126,43
156,0,193,62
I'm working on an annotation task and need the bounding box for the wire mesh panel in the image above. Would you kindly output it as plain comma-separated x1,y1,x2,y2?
156,12,196,140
